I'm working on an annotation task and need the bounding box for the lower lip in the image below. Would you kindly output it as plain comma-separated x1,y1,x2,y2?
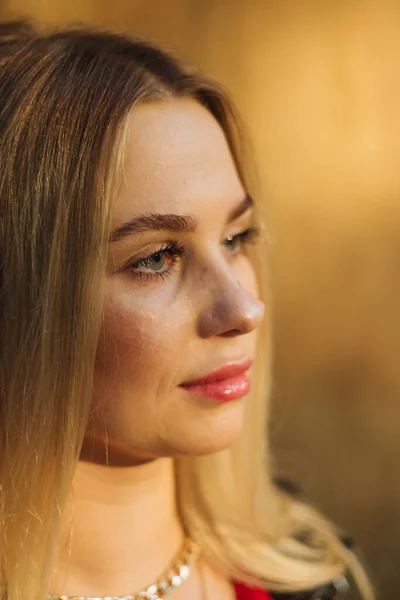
180,374,251,401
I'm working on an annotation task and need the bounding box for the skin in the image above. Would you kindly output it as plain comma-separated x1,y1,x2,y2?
51,98,265,599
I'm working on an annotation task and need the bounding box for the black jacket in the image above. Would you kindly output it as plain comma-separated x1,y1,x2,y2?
270,479,352,600
270,575,350,600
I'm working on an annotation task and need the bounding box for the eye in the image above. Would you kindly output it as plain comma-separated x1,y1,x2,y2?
138,251,168,272
128,241,186,280
223,227,260,255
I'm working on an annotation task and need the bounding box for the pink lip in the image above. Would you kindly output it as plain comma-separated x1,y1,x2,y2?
180,357,253,402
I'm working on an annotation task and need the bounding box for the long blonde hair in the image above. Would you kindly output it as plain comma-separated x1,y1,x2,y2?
0,21,373,600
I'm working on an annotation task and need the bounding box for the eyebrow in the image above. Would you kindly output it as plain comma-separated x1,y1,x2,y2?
108,194,253,243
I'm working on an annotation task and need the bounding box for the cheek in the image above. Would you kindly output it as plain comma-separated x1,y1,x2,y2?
93,288,190,397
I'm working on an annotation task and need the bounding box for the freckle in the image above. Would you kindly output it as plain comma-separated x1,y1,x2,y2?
196,264,209,283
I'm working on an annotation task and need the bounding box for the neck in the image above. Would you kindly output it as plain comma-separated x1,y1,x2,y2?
51,457,185,596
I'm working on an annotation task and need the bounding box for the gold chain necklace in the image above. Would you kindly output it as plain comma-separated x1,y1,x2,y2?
48,538,200,600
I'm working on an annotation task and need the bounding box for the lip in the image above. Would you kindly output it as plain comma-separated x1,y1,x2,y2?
180,357,253,402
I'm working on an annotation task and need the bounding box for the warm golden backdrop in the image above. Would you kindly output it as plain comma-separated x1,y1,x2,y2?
1,0,400,598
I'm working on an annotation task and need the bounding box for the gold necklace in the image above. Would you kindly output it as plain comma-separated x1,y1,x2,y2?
48,538,200,600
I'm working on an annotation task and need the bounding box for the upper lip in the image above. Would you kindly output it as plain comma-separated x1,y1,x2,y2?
180,357,253,387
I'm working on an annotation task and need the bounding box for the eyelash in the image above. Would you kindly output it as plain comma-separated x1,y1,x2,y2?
128,226,260,282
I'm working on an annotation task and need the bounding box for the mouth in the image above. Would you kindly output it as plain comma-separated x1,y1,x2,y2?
179,357,253,402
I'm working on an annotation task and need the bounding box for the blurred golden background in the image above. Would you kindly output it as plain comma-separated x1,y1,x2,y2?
2,0,400,597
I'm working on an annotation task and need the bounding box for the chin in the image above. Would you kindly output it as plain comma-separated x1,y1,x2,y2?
166,398,246,457
84,396,247,465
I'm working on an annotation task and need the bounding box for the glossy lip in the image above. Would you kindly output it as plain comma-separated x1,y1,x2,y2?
179,357,253,401
180,356,253,387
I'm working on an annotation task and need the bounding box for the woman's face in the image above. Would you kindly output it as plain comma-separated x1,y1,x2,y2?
89,98,265,464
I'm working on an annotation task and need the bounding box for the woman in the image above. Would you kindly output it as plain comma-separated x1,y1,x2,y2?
0,21,373,600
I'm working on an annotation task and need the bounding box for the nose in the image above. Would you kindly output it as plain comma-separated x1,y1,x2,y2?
197,268,265,339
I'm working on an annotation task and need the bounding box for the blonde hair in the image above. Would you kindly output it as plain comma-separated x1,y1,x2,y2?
0,21,373,600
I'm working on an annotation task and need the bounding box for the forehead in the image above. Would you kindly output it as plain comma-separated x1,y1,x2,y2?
112,98,245,225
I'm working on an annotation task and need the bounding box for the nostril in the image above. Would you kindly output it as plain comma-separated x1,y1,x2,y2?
219,329,244,338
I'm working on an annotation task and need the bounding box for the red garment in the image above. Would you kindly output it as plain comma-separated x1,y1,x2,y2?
234,581,273,600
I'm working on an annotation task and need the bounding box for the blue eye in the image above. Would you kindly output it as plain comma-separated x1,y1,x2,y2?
137,252,168,272
126,226,260,283
223,227,260,255
128,241,186,280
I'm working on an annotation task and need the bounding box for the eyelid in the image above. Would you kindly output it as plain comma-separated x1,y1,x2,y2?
127,243,163,262
226,226,260,243
122,241,174,270
226,210,254,231
126,240,186,273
